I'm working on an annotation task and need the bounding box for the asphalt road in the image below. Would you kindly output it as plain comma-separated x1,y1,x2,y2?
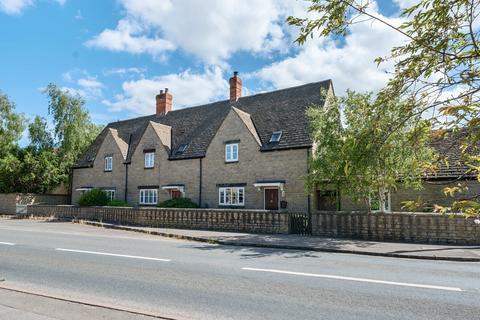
0,219,479,320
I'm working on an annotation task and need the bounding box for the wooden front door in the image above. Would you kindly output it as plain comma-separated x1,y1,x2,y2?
171,190,182,199
265,189,279,210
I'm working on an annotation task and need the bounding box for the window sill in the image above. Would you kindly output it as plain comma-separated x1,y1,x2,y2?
225,160,239,164
144,167,154,170
139,204,158,207
218,205,245,209
104,170,112,172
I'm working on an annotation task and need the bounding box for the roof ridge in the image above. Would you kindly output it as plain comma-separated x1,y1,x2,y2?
104,79,332,127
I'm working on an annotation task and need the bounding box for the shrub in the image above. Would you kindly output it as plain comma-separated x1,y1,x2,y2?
78,188,110,207
157,197,198,208
106,199,131,207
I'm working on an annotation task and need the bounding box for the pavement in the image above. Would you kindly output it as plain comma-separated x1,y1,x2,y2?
0,287,162,320
75,219,480,262
0,219,479,320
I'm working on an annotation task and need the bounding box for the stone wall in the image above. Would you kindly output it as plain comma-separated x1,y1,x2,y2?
0,194,69,215
26,205,290,234
312,211,480,245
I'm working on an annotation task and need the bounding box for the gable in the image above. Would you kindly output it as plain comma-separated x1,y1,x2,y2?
206,107,260,155
232,107,261,146
129,121,172,160
93,128,128,167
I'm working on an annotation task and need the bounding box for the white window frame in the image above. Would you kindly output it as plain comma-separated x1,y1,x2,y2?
104,156,113,171
76,187,92,195
370,189,391,213
218,187,244,206
104,189,116,201
225,143,238,162
144,152,155,168
139,189,158,205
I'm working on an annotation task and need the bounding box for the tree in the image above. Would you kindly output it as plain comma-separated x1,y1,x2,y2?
28,116,54,154
0,92,26,157
288,0,480,214
44,84,102,185
0,85,101,194
307,91,436,212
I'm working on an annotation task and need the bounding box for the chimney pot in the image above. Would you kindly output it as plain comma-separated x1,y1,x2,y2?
229,71,242,103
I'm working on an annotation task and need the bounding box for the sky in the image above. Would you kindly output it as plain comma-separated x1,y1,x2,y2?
0,0,416,131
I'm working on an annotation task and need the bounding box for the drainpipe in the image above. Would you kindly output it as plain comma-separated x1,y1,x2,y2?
307,148,312,233
124,164,129,202
68,167,74,205
124,134,132,203
199,158,203,207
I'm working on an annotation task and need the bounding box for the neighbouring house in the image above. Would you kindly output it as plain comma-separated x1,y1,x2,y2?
71,72,479,212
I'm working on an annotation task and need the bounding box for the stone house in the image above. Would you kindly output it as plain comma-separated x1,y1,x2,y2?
72,73,478,212
72,73,331,211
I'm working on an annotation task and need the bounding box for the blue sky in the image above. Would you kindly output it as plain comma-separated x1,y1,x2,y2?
0,0,409,131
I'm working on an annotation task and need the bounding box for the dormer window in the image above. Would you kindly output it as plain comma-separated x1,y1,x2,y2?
175,143,188,155
225,143,238,162
144,152,155,168
269,131,282,143
104,156,113,172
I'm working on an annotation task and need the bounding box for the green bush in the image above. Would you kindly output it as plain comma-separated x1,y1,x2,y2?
78,188,110,207
157,197,198,208
106,199,131,207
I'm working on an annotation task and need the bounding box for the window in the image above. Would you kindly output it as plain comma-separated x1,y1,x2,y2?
139,189,158,205
269,131,282,143
225,143,238,162
317,190,338,211
219,187,244,206
144,152,155,168
104,189,116,201
370,189,391,212
76,187,92,195
104,156,113,171
175,144,188,155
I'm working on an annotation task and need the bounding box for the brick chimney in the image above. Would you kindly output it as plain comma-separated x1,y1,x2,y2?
229,71,242,102
156,88,172,115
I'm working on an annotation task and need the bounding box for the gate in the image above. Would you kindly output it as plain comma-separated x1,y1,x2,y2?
289,212,311,235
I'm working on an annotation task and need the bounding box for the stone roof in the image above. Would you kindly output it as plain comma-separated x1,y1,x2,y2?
74,80,332,168
428,129,478,179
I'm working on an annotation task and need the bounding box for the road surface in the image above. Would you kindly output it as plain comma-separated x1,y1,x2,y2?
0,219,479,320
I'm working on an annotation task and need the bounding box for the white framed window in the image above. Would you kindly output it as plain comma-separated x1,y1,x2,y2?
104,156,113,171
144,152,155,168
139,189,158,205
104,189,116,201
76,187,92,195
370,189,391,212
218,187,244,206
225,143,238,162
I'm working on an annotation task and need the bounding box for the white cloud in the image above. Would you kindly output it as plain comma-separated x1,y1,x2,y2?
103,67,228,115
393,0,420,9
85,19,175,60
253,6,408,95
103,67,146,77
0,0,65,14
87,0,308,64
60,69,104,99
0,0,33,14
